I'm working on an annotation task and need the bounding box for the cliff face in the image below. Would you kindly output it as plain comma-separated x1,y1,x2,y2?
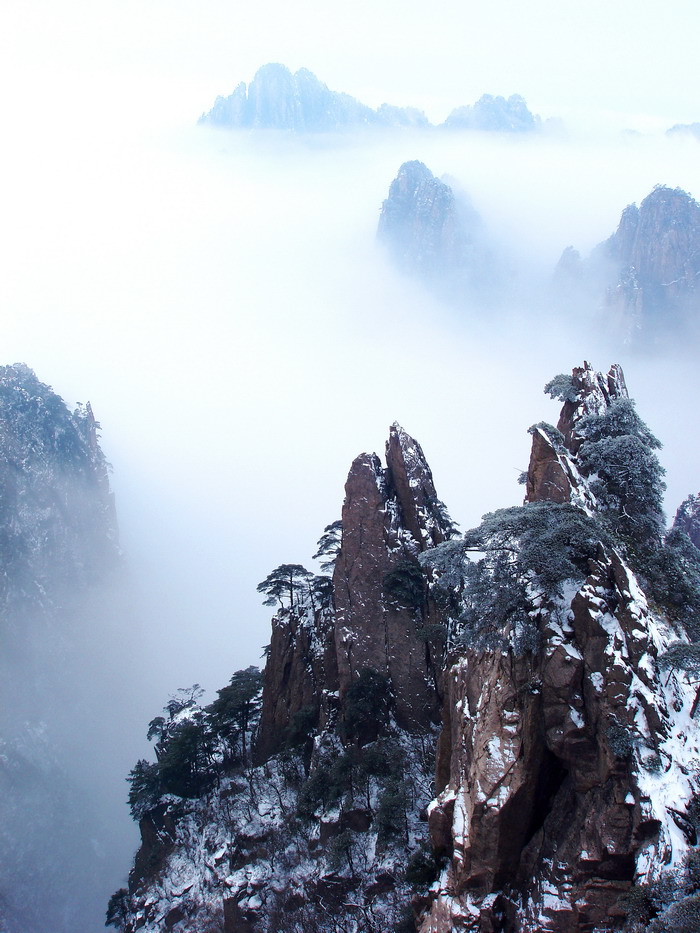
0,363,117,621
114,363,700,933
0,364,120,933
603,187,700,329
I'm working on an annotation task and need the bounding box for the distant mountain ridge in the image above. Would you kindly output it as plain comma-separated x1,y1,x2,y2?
199,63,540,133
667,123,700,141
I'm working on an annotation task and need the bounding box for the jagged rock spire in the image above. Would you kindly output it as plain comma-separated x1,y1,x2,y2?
332,424,453,728
557,361,628,451
255,424,453,759
385,422,454,549
525,361,627,505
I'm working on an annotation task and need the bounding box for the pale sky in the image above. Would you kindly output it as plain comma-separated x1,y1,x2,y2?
1,0,699,129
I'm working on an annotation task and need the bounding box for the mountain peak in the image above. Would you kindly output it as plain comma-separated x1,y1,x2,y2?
377,160,492,297
559,185,700,344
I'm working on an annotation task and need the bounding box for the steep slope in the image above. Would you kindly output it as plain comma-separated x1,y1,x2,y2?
0,364,121,933
556,186,700,344
377,161,501,301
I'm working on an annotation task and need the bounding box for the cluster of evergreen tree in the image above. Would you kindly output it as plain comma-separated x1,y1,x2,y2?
126,669,262,818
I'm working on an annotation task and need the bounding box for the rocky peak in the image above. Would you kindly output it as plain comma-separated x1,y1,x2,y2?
560,186,700,343
556,360,628,451
385,422,453,550
442,93,539,132
256,425,453,760
377,161,460,274
333,425,454,728
605,186,700,280
674,493,700,549
246,62,301,129
377,160,496,300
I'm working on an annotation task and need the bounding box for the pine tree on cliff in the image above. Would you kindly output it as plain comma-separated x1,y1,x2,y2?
256,563,313,610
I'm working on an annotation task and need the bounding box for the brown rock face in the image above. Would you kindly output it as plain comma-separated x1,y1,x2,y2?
422,547,689,933
254,603,338,763
525,428,574,504
256,423,454,761
333,425,454,729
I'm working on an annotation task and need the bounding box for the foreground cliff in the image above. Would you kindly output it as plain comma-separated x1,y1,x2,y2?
114,424,456,932
113,363,700,932
419,363,700,931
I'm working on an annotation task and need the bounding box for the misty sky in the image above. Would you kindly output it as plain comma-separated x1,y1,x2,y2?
1,0,699,738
